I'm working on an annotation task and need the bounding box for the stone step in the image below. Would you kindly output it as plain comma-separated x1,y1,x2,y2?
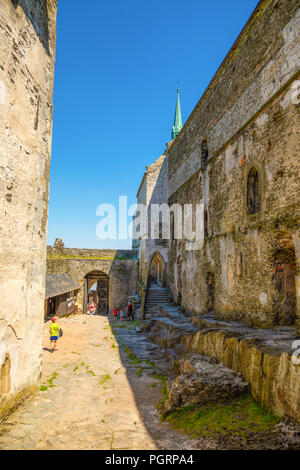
144,300,299,422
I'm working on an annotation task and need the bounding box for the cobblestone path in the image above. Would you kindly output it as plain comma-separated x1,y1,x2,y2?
0,315,196,450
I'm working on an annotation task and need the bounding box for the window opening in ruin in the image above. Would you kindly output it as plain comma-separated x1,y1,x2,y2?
273,248,296,326
204,209,208,238
247,167,259,215
201,138,208,170
207,272,215,312
237,253,243,277
170,212,175,241
159,213,163,239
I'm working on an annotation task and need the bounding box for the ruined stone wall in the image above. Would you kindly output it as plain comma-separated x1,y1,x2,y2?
46,257,139,313
137,155,169,285
47,246,137,260
0,0,57,416
167,0,300,331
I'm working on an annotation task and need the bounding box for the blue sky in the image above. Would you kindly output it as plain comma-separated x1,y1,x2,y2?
48,0,259,249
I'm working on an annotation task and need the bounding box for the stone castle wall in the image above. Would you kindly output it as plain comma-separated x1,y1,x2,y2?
47,247,138,312
137,155,169,285
0,0,57,416
47,245,137,260
167,0,300,331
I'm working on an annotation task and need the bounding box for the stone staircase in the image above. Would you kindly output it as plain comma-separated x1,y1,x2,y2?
145,283,171,315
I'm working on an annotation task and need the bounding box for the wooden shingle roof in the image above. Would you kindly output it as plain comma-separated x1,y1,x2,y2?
45,273,80,299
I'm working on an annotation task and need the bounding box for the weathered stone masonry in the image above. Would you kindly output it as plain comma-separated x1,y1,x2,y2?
0,1,57,417
47,247,138,313
135,154,169,287
167,0,300,332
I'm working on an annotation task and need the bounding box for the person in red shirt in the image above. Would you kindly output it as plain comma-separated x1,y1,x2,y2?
113,307,118,320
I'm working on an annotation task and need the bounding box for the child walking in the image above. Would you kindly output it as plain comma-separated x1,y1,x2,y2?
119,308,125,322
49,318,60,352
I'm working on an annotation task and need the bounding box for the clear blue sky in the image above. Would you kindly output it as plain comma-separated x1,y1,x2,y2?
48,0,259,249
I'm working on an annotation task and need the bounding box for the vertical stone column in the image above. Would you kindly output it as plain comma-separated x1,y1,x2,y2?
0,0,57,413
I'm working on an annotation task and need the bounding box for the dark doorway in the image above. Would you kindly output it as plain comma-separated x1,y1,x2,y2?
84,271,109,315
47,297,56,317
273,248,296,326
207,272,215,312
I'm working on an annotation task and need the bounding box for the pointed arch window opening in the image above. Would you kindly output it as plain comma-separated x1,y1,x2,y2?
247,168,259,215
201,138,209,170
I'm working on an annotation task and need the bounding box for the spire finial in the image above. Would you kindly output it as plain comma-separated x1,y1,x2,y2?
172,87,183,140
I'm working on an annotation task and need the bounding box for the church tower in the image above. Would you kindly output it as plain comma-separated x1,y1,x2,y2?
171,88,183,140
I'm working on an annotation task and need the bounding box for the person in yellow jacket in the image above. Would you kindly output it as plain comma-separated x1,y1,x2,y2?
49,318,60,352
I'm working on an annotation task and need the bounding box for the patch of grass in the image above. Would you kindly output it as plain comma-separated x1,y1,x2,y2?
113,323,136,331
153,373,167,383
114,368,120,375
86,369,96,376
40,385,48,392
73,366,79,372
123,345,141,363
144,359,155,368
99,374,112,385
151,383,158,388
164,395,280,439
156,382,169,410
47,372,58,388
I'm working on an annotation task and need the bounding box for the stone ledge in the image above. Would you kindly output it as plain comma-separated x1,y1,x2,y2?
147,306,300,422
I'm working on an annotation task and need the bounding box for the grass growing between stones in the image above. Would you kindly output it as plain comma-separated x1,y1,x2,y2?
163,395,280,439
123,346,142,363
99,374,112,385
40,372,59,391
155,375,168,409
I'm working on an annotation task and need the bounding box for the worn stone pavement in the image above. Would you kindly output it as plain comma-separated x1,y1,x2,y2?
0,315,197,450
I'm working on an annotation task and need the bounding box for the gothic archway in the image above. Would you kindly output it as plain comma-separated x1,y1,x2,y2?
149,252,165,285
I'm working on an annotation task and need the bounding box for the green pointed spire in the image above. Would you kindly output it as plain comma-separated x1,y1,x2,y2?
172,88,183,140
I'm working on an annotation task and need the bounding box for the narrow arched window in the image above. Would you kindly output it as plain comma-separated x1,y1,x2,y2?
204,209,208,238
201,138,208,169
170,212,175,241
247,168,259,214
